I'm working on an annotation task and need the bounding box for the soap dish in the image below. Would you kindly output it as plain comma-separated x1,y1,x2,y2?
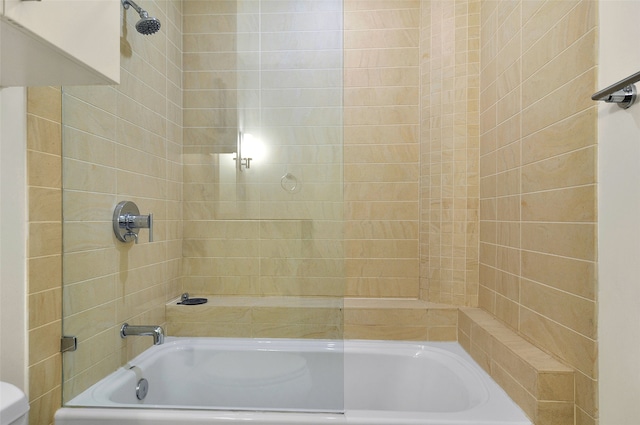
177,293,208,305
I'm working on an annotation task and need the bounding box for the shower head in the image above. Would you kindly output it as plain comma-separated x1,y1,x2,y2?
122,0,161,35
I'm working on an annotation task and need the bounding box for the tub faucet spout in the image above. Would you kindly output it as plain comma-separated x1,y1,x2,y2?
120,323,165,345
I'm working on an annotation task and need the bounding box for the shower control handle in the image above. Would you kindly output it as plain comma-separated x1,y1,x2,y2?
113,201,153,244
125,213,153,243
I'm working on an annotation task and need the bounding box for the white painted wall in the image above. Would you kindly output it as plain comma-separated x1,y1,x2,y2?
598,1,640,423
0,86,27,391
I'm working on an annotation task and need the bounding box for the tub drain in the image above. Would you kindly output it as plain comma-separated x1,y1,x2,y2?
136,378,149,400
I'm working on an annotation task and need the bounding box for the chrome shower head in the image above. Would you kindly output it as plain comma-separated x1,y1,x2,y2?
135,13,161,36
122,0,161,35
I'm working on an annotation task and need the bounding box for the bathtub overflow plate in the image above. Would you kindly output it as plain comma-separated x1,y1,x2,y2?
136,378,149,400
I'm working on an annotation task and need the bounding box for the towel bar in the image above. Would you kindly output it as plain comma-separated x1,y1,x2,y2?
592,70,640,109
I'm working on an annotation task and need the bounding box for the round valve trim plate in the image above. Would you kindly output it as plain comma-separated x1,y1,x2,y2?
113,200,141,243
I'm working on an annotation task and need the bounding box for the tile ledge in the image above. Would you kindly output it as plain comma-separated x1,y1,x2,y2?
460,307,574,373
167,295,343,308
344,297,455,310
167,296,457,311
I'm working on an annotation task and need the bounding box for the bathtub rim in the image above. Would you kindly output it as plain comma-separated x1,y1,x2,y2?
67,337,488,412
59,337,533,425
55,406,533,425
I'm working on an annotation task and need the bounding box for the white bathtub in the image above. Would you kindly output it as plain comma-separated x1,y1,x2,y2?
55,337,532,425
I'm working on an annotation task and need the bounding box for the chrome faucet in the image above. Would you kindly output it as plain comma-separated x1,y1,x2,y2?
120,323,165,345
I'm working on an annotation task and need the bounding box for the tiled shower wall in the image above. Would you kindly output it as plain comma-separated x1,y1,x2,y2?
419,0,481,306
344,0,421,299
60,0,183,403
181,0,482,305
182,0,345,316
478,1,598,424
27,86,63,425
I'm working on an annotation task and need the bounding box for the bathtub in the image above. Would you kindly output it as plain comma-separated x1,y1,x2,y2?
55,337,532,425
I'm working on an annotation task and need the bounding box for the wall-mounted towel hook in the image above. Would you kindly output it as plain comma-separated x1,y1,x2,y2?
592,70,640,109
113,201,153,244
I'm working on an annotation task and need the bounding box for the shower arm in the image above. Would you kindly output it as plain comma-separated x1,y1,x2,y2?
122,0,145,15
592,69,640,109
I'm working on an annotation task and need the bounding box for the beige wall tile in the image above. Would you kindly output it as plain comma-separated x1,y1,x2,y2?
27,87,61,122
536,401,574,425
521,223,595,261
346,277,419,298
521,279,595,339
522,147,596,193
63,352,120,402
522,70,595,137
522,108,596,165
27,385,61,425
28,151,61,189
522,186,596,223
575,371,598,419
478,0,597,421
420,1,480,305
521,250,595,300
576,407,597,425
28,255,62,294
27,85,64,425
28,355,61,401
28,289,62,330
29,222,62,258
490,361,537,420
252,324,342,339
28,188,61,222
343,0,422,302
522,29,596,109
519,308,596,377
27,115,61,155
62,96,116,140
346,239,418,259
29,321,61,366
522,1,596,79
344,324,428,341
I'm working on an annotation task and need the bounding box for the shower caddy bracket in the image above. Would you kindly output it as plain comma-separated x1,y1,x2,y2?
592,70,640,109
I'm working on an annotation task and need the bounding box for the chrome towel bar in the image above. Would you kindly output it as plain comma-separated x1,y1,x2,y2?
592,70,640,109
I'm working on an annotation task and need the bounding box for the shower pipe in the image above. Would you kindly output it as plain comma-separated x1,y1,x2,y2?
121,0,161,35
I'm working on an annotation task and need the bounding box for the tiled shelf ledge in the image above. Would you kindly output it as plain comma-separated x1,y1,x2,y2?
166,296,458,341
343,298,457,341
166,295,343,339
459,308,575,425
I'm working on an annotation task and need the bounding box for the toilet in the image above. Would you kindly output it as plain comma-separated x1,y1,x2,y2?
0,382,29,425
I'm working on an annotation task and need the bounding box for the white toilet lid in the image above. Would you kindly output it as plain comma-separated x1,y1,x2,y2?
0,382,29,425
